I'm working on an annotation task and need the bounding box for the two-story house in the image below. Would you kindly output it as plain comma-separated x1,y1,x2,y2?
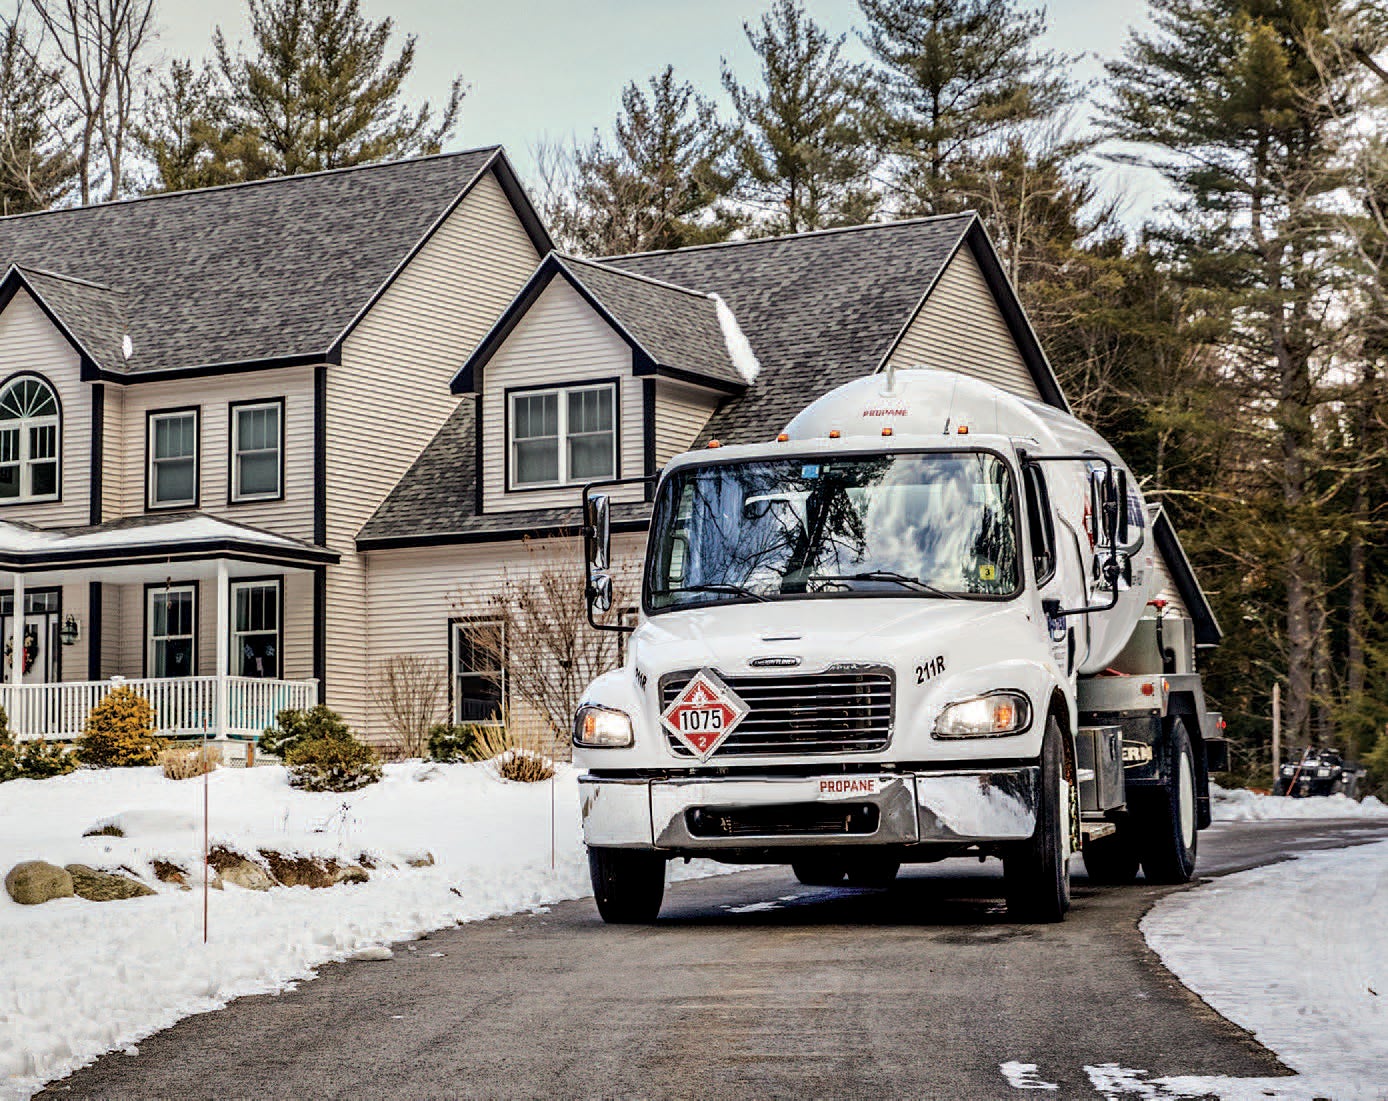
356,216,1221,740
0,148,550,742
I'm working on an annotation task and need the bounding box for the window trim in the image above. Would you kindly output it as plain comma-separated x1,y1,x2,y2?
0,371,62,506
142,580,199,678
228,397,286,505
503,378,620,492
447,616,507,725
228,575,283,679
145,406,201,511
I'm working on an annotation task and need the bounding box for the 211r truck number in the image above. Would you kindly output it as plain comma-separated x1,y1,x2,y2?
916,655,946,684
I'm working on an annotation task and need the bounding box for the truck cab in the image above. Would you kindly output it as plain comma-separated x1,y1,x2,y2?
573,369,1219,923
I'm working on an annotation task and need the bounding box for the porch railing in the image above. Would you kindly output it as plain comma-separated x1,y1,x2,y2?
0,676,320,742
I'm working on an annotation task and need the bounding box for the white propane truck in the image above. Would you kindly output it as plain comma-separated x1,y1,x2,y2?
572,367,1227,923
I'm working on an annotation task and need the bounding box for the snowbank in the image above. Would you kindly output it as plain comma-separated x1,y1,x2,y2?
1136,838,1388,1099
0,762,727,1099
1211,782,1388,823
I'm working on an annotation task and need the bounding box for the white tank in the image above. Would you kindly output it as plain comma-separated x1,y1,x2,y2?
782,368,1153,673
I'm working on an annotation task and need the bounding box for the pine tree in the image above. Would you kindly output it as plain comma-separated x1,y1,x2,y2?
0,19,77,213
135,60,247,193
543,66,739,255
722,0,877,233
857,0,1075,214
213,0,464,179
1106,0,1362,747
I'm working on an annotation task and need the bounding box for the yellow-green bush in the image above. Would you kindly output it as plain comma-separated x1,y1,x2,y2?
0,706,76,781
77,687,167,768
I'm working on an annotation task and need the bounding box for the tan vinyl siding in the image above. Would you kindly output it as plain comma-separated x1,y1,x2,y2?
884,244,1042,400
480,278,643,513
114,368,315,537
56,582,87,682
654,380,720,466
0,288,92,526
362,534,644,745
99,581,122,679
326,168,542,728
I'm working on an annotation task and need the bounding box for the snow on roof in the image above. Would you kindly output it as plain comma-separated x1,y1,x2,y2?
0,514,329,565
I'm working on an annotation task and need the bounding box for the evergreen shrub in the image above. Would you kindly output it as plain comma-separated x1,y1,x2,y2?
77,688,166,767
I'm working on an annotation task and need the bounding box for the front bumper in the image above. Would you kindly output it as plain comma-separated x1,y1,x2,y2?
579,768,1040,851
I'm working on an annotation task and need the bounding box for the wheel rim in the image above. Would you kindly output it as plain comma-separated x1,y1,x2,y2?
1178,748,1195,851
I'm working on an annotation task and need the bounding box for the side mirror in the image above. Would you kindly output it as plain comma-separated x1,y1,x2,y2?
587,571,613,615
585,493,611,572
1116,469,1130,546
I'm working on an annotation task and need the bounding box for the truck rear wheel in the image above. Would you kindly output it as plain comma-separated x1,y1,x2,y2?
588,847,666,923
1003,716,1072,923
1133,718,1198,884
792,859,847,887
1081,826,1141,885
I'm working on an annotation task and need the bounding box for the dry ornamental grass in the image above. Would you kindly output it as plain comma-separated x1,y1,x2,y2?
159,744,221,780
471,724,556,783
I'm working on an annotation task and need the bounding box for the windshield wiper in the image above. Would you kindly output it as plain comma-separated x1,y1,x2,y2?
655,583,769,603
809,571,958,598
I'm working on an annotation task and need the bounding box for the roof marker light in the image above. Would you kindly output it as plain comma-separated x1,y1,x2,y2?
776,433,789,442
829,429,841,439
957,425,969,435
707,440,721,449
881,426,893,437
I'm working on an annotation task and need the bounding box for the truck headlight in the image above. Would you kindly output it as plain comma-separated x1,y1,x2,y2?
934,692,1032,738
573,705,634,748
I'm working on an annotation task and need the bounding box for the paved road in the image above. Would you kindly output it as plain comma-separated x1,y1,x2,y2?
43,818,1388,1100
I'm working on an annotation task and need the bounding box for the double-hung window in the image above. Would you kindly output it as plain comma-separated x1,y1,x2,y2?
231,579,279,678
510,383,615,488
148,409,198,509
231,401,282,501
0,375,60,502
452,620,504,724
147,584,196,677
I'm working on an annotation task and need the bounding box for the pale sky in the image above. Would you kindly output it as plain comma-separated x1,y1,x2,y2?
151,0,1165,220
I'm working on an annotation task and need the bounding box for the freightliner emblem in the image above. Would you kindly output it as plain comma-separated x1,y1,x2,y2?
749,656,801,668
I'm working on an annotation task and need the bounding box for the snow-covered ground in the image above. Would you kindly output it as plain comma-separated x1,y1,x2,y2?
1211,782,1388,823
0,762,727,1099
1136,837,1388,1100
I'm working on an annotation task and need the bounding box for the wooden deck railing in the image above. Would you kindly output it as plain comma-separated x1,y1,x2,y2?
0,676,319,742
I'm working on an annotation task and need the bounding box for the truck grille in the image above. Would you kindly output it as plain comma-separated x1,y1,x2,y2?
685,803,880,838
659,667,894,757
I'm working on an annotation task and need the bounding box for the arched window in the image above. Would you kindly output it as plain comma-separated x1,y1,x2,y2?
0,375,60,502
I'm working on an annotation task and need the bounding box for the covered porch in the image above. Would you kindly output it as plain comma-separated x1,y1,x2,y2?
0,514,337,742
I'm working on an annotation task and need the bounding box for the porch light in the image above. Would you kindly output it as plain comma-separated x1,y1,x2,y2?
60,613,80,646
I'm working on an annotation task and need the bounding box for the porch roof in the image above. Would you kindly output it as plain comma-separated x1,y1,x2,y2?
0,513,337,576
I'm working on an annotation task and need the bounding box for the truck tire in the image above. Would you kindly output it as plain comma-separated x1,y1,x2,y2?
1081,825,1141,885
1003,716,1072,923
792,859,848,886
1134,718,1198,884
846,858,900,889
588,847,666,923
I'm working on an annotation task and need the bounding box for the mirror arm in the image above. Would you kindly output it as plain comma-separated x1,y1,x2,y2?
580,475,659,634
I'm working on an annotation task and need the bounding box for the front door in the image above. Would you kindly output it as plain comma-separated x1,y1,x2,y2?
1,589,60,684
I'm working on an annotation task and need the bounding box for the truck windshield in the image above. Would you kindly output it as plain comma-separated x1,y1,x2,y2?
645,451,1020,612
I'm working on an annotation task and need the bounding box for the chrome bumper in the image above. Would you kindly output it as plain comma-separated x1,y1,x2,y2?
579,768,1040,851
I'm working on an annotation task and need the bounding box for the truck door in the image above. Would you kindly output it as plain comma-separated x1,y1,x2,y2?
1022,462,1088,677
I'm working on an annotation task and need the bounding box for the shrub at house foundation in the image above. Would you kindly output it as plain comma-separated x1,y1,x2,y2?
77,687,167,768
1,707,77,781
260,705,352,759
277,710,382,792
427,722,483,763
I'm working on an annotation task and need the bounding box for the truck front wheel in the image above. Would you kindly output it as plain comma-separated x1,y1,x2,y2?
1133,718,1198,884
588,847,667,923
1003,716,1072,923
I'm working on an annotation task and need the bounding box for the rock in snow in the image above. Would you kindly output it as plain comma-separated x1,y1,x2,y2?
4,862,74,906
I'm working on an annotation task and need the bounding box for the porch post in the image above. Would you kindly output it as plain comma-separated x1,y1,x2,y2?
215,561,229,740
10,572,23,686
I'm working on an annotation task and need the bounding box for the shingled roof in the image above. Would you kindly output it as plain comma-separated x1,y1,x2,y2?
452,253,751,393
0,147,549,378
355,400,651,548
360,215,1065,547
